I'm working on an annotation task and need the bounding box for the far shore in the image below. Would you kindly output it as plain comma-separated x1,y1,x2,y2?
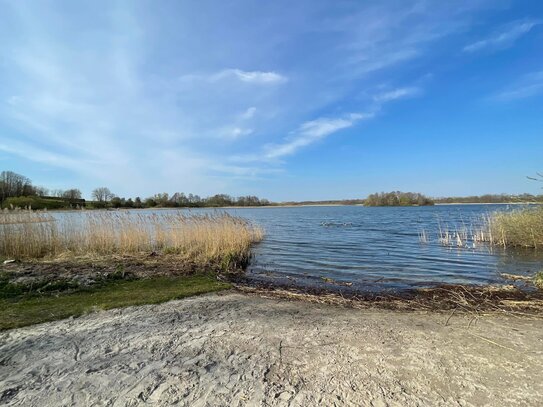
434,202,543,205
35,201,543,212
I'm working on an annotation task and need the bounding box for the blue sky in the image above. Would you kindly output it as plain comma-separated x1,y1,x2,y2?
0,0,542,201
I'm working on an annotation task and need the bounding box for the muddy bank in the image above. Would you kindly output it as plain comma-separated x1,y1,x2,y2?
0,256,232,298
4,257,542,313
1,291,542,406
233,275,543,314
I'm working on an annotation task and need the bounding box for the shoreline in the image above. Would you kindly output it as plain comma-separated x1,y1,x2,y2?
3,254,543,331
231,276,543,314
10,201,542,214
1,291,542,406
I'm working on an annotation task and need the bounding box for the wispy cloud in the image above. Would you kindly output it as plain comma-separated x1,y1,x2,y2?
240,106,257,120
216,126,254,140
263,113,374,160
0,1,504,198
373,87,421,103
212,69,287,84
257,85,421,161
493,71,543,101
463,20,540,53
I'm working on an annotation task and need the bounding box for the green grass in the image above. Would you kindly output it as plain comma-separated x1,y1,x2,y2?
0,275,230,330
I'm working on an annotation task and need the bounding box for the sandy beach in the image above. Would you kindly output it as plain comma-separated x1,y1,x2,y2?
1,291,542,406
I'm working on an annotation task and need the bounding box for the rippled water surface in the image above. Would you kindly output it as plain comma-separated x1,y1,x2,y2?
54,204,543,291
215,204,543,291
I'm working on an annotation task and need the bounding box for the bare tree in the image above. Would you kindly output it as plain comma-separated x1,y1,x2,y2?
0,171,35,202
34,186,50,197
62,189,82,201
92,187,114,203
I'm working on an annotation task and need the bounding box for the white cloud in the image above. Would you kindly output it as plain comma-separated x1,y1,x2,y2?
373,87,420,102
0,1,499,198
493,71,543,101
264,113,374,160
463,20,540,53
240,106,257,120
211,69,287,84
216,126,254,140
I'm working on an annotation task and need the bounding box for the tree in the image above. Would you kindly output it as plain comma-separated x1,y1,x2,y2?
62,189,82,201
34,186,50,197
92,187,114,203
144,197,157,207
110,196,122,208
0,171,35,202
151,193,169,207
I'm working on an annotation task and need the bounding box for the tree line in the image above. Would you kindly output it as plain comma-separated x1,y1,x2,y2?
3,169,542,210
92,188,271,209
434,193,543,204
0,170,271,209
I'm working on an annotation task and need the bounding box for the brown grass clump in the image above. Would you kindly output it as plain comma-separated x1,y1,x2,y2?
0,210,263,270
485,206,543,248
534,271,543,290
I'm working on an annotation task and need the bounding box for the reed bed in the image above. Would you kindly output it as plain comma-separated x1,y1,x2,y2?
485,206,543,248
418,207,543,250
0,210,263,269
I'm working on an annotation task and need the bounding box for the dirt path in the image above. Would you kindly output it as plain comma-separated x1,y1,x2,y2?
1,291,542,406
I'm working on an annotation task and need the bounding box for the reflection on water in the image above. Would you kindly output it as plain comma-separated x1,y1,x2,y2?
54,205,543,292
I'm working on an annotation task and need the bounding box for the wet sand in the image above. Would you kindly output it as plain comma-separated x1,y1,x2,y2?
1,291,542,406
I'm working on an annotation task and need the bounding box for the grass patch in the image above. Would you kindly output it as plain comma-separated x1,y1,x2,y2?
0,274,230,330
487,206,543,248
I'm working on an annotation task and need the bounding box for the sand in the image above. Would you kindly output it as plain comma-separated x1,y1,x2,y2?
1,291,542,406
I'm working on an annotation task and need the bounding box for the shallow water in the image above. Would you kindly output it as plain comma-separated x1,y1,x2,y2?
206,204,543,291
56,205,543,292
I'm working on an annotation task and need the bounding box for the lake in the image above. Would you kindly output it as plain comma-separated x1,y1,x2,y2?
200,204,543,292
55,204,543,292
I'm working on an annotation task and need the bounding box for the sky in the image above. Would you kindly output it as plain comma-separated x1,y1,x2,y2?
0,0,542,201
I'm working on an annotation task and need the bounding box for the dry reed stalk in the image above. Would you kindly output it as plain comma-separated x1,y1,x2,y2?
484,207,543,248
0,210,263,265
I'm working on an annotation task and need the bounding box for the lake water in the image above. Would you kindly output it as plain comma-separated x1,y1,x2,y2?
202,204,543,292
54,204,543,292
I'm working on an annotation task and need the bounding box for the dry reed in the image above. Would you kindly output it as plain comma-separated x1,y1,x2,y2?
420,207,543,250
0,210,263,268
485,207,543,248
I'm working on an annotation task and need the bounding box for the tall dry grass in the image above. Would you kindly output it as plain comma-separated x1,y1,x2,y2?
485,206,543,248
421,206,543,249
0,210,263,269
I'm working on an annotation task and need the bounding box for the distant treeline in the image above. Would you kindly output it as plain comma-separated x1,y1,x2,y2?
434,194,543,204
3,169,543,210
107,193,271,209
0,170,271,210
365,191,434,206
